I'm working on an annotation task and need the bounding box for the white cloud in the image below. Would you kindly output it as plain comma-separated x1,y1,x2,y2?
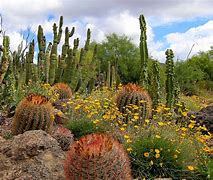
164,20,213,60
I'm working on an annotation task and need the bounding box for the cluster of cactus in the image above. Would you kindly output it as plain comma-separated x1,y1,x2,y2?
0,16,99,99
12,94,54,135
165,49,175,108
116,83,152,124
139,15,148,89
52,82,72,100
64,133,132,179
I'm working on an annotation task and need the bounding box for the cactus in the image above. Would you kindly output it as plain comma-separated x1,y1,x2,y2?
49,16,63,84
165,49,175,108
37,25,46,80
53,83,72,99
116,83,152,124
55,27,75,82
151,60,161,108
139,15,148,89
44,42,52,83
0,35,10,84
64,133,132,180
12,94,54,135
26,40,35,83
106,61,111,87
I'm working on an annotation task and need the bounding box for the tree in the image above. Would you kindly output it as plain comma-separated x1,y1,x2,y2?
97,33,140,84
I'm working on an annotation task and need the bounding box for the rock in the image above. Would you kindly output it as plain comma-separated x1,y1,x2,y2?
0,130,66,180
189,105,213,133
52,125,74,151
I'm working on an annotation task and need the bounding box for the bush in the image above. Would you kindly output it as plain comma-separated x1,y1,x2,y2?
66,119,105,139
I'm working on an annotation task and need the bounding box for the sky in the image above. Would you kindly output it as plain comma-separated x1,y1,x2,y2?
0,0,213,62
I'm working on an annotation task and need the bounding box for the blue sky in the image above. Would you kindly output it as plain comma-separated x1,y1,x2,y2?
0,0,213,62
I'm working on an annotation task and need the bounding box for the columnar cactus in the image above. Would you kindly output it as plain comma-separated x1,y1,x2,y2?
139,15,148,89
12,94,54,135
55,27,75,82
37,25,46,80
49,16,63,84
151,60,161,107
165,49,175,108
26,40,35,83
0,36,10,84
53,82,72,99
116,83,152,124
64,133,132,180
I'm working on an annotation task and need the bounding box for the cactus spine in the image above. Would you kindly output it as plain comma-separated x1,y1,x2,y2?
139,15,148,89
165,49,175,108
0,36,10,84
64,134,132,180
12,94,54,135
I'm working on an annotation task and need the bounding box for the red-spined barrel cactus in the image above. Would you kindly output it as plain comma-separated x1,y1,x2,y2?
116,83,152,124
53,82,72,99
64,133,132,180
12,94,54,135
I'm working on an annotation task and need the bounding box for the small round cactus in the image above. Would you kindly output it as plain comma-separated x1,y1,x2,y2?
64,133,132,180
53,83,72,99
12,94,54,135
116,83,152,124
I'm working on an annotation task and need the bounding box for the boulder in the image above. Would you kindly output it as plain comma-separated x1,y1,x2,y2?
0,130,66,180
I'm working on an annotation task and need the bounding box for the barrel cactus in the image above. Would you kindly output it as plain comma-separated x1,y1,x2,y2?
116,83,152,124
53,83,72,99
12,94,54,135
64,133,132,180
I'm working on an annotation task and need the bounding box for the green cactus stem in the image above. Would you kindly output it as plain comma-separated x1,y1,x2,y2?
165,49,175,108
139,15,148,89
0,36,10,84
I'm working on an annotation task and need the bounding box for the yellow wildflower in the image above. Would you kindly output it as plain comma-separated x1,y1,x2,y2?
134,115,139,120
124,135,130,139
155,135,161,139
164,107,170,111
120,127,125,131
150,160,154,165
187,165,195,171
188,123,194,129
144,152,149,157
182,112,188,117
145,119,150,123
134,125,139,129
155,149,160,154
127,147,132,152
126,139,132,143
174,154,178,159
155,153,160,159
158,122,164,126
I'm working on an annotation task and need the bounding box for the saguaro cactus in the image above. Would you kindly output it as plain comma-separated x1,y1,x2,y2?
139,15,148,89
0,36,10,84
64,134,132,180
165,49,175,108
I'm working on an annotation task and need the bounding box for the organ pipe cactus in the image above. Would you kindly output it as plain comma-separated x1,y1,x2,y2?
64,133,132,180
139,14,148,89
49,16,63,84
165,49,175,108
116,83,152,124
0,35,10,84
37,25,46,80
12,94,54,135
55,27,75,82
151,60,161,108
26,40,35,83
